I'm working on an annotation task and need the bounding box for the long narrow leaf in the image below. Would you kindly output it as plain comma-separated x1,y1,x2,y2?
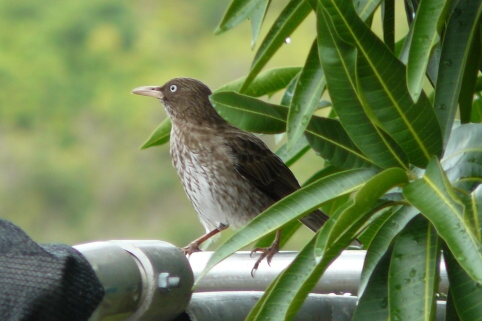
210,91,287,133
140,117,171,149
434,0,482,145
196,167,378,282
315,168,408,252
442,123,482,191
275,135,310,167
445,289,462,321
241,0,311,91
353,248,392,320
403,157,482,282
389,215,440,321
249,0,270,49
248,201,392,321
246,169,399,320
319,0,443,168
245,233,322,321
215,0,261,35
211,91,374,169
444,185,482,321
216,67,301,97
286,40,325,151
444,247,482,321
459,33,481,123
305,117,375,169
381,0,395,52
317,5,408,169
358,205,419,297
470,185,482,240
406,0,451,101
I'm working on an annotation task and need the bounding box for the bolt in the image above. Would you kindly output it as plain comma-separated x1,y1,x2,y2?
158,272,180,292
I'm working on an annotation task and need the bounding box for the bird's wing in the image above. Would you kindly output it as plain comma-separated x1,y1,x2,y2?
225,131,300,201
225,129,331,232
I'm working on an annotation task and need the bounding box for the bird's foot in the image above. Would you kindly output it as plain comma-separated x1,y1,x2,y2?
250,242,280,277
181,242,202,256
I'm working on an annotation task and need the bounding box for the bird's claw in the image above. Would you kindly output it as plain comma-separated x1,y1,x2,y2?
250,243,280,277
181,242,202,257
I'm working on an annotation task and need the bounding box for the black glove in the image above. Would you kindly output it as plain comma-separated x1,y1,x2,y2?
0,219,104,321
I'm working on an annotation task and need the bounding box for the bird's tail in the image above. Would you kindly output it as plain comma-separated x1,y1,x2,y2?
300,209,362,247
299,209,330,232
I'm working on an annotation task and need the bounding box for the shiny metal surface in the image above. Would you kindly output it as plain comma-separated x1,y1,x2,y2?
189,250,448,296
75,240,193,321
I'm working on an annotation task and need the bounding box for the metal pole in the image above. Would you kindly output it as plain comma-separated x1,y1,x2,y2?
185,291,447,321
75,240,193,321
74,241,449,320
189,250,448,296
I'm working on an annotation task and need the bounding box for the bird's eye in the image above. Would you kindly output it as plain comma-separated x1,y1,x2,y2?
170,85,177,92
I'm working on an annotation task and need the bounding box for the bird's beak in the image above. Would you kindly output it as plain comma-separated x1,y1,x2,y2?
131,86,163,99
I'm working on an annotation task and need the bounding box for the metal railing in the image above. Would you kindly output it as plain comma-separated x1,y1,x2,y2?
75,240,448,321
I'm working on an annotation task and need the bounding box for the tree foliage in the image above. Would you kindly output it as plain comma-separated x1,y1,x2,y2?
145,0,482,319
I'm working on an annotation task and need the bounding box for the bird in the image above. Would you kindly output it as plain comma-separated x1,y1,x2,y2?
132,77,331,274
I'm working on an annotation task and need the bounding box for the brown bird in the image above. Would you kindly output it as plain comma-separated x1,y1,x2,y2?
132,78,330,273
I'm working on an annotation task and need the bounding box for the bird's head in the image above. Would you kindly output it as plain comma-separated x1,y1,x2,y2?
132,78,225,125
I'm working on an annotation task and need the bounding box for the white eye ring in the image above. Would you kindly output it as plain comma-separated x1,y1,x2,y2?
170,85,177,92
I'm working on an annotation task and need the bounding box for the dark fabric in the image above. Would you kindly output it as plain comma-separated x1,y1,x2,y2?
0,219,104,321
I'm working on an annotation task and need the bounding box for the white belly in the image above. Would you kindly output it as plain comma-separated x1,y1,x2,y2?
170,131,271,233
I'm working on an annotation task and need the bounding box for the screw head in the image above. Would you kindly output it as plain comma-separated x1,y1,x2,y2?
158,272,180,292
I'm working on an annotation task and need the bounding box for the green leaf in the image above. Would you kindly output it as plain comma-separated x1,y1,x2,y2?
241,0,382,92
403,157,482,282
303,164,339,186
245,169,399,321
353,248,391,320
406,0,451,101
358,205,419,297
305,117,375,169
196,167,378,282
357,206,395,247
140,117,171,149
389,215,440,321
275,135,310,167
253,219,301,249
215,0,261,35
240,0,312,91
354,0,383,21
280,70,300,107
434,0,482,145
314,167,408,253
444,246,482,321
210,91,287,134
286,40,325,151
211,91,374,169
216,67,301,97
442,123,482,191
459,32,481,123
245,233,321,321
472,93,482,123
319,0,443,168
316,5,408,169
470,185,482,240
248,200,383,321
249,0,270,49
381,0,395,52
446,288,462,321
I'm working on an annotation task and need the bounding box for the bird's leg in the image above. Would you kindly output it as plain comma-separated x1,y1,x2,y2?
181,223,228,256
250,229,282,277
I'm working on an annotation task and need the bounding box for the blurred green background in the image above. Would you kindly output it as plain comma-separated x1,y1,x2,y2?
0,0,323,247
